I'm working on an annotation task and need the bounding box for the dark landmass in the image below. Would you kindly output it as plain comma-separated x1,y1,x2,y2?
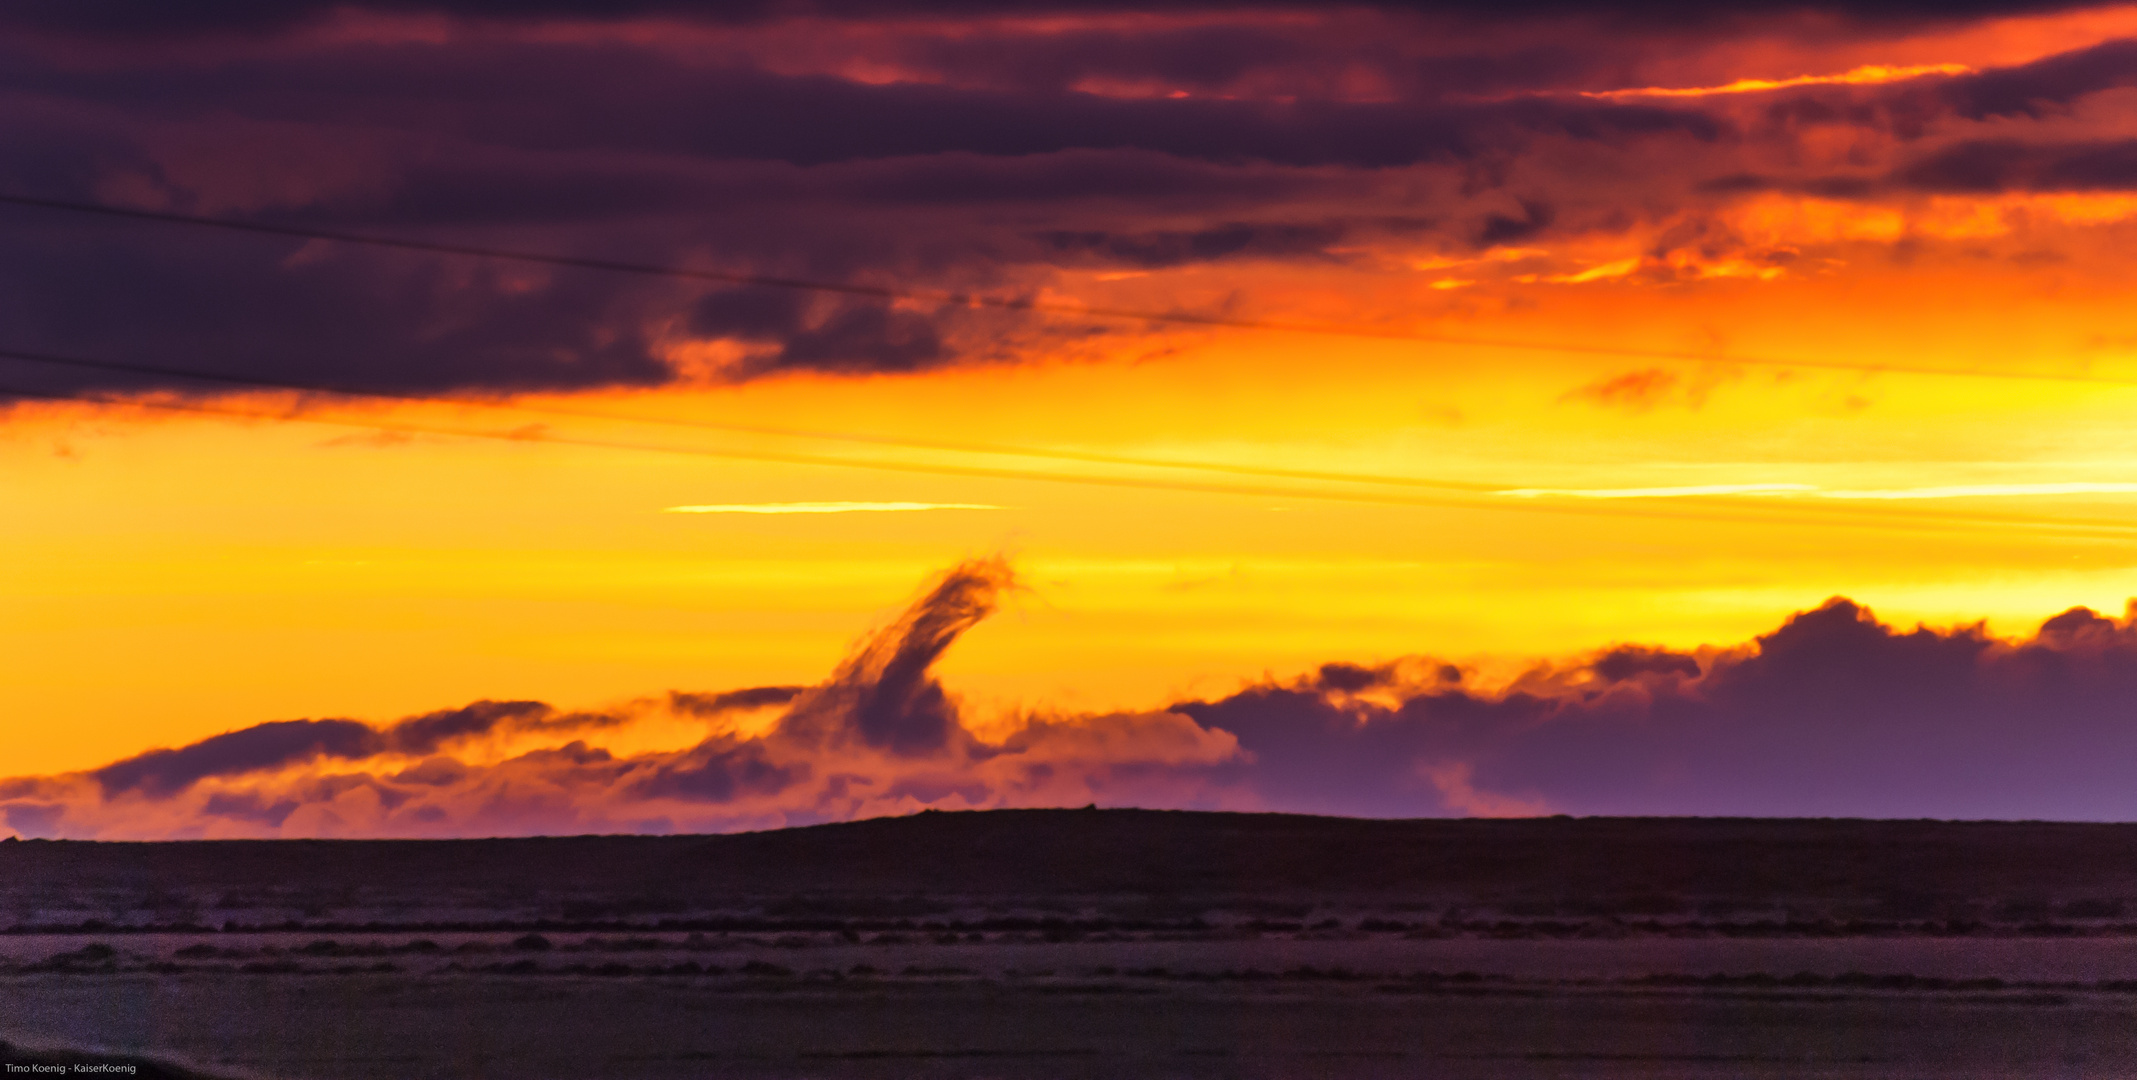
10,811,2137,1079
6,810,2137,930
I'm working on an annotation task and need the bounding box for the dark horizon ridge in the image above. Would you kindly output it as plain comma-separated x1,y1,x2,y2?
15,805,2137,845
9,808,2137,912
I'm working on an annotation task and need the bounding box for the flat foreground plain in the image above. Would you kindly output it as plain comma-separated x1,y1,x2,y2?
6,810,2137,1079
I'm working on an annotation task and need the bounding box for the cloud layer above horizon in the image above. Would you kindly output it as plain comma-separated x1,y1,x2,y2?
10,557,2137,839
5,0,2137,397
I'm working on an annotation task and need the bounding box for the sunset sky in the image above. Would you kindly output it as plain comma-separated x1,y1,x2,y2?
8,0,2137,836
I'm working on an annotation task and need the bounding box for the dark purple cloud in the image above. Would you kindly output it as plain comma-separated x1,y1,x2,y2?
686,287,953,376
1895,138,2137,192
30,560,1020,830
628,740,807,802
385,700,552,755
20,559,2137,836
1313,661,1395,693
0,802,66,838
5,559,1090,837
1939,37,2137,119
0,0,2112,41
0,3,2128,399
1031,221,1355,268
1477,199,1556,246
1178,598,2137,820
1590,645,1701,682
0,42,1719,171
1717,37,2137,190
91,718,382,798
84,694,727,799
0,5,1728,395
668,686,807,717
778,558,1014,756
1714,134,2137,199
199,791,301,827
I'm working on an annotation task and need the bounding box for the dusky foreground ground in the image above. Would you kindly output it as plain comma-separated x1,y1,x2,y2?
5,809,2137,1079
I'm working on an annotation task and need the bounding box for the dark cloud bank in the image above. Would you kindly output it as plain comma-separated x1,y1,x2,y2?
1181,600,2137,821
3,0,2133,397
10,559,2137,838
0,0,2111,38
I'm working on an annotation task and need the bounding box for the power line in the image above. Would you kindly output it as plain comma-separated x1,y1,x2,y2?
14,346,2137,541
0,347,1498,494
0,379,1576,513
7,370,2136,542
5,196,2134,536
4,191,2134,388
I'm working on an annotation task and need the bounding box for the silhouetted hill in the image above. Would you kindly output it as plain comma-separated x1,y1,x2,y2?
7,811,2137,926
693,810,2137,902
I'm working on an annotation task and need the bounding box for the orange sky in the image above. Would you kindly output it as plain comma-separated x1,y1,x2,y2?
6,0,2137,829
10,254,2137,775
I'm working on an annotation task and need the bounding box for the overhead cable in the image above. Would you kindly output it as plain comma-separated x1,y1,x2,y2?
3,192,2131,388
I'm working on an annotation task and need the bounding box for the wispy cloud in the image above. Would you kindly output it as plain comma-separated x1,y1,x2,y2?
1500,482,2137,501
1498,484,1813,499
1584,62,1973,100
1817,483,2137,500
664,502,1003,514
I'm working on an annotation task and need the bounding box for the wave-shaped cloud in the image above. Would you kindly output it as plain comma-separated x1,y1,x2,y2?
0,559,1241,839
10,558,2137,838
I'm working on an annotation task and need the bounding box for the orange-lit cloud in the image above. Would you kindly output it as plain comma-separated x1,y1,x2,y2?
7,1,2136,401
1581,62,1975,99
0,561,1246,838
15,560,2137,838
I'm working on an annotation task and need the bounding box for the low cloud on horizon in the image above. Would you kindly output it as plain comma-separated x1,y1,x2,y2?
10,557,2137,840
